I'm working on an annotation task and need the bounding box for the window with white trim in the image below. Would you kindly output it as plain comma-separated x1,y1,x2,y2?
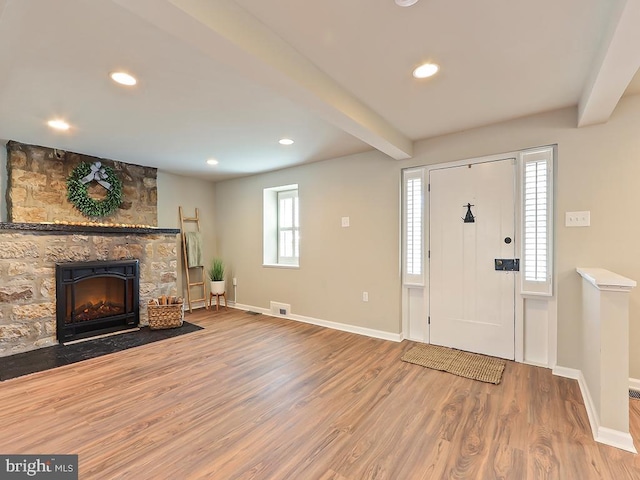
403,168,424,285
521,147,553,295
277,189,299,264
263,184,299,267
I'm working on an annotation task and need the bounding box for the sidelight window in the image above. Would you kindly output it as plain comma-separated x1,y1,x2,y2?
403,168,424,285
521,147,554,296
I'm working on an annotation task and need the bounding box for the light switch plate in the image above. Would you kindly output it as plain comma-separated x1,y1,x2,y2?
565,211,590,227
341,216,350,227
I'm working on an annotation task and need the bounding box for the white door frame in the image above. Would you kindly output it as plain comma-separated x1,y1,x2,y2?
401,147,558,367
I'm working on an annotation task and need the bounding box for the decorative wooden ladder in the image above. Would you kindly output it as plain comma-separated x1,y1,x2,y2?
179,207,207,313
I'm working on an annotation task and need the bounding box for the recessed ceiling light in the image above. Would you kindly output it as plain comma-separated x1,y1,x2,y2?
110,72,137,86
279,138,294,145
412,63,439,79
206,159,219,166
47,119,70,131
395,0,419,6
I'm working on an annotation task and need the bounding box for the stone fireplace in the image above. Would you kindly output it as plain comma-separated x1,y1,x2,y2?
0,141,181,357
0,224,180,356
56,259,140,342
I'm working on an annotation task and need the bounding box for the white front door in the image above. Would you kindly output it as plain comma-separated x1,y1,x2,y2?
429,159,516,360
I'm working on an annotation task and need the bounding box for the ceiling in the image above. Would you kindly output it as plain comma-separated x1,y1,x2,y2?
0,0,638,181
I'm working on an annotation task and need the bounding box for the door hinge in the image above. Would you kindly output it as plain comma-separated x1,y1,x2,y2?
428,316,431,325
428,250,430,259
428,183,430,192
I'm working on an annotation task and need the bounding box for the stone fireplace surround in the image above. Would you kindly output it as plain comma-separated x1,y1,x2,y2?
0,222,180,357
1,140,182,357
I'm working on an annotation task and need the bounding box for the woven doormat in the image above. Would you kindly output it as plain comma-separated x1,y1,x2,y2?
401,344,506,384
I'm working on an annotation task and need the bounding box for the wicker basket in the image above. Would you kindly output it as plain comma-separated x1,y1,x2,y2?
147,300,184,329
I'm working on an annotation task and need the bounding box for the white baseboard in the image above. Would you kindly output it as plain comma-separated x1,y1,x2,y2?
552,365,580,380
553,366,637,453
575,370,602,448
598,427,637,454
629,377,640,392
233,303,403,343
552,366,599,440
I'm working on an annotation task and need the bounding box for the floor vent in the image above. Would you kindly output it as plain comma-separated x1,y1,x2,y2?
629,390,640,399
270,301,290,316
247,311,262,316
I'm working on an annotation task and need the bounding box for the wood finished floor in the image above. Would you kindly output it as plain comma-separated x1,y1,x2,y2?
1,308,640,480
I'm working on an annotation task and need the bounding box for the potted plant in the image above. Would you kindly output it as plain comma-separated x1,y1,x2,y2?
207,258,226,295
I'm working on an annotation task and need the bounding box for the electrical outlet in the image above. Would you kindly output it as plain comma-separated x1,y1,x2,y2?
565,211,590,227
362,291,368,302
341,216,350,227
232,277,237,286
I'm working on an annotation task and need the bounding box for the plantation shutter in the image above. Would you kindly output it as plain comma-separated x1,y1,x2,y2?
521,147,553,296
403,168,425,286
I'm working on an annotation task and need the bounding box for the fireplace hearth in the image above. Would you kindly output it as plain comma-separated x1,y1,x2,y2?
56,260,140,342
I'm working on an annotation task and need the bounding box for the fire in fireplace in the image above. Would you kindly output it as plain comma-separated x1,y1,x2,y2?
56,260,140,342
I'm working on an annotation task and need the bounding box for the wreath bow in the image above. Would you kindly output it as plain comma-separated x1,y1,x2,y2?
80,161,112,190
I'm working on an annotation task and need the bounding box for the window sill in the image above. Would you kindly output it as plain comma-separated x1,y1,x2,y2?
262,263,299,269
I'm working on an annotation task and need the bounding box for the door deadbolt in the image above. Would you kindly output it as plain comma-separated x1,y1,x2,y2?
494,258,520,271
504,237,512,244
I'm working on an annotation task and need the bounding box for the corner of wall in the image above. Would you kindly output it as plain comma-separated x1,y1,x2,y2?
1,139,7,222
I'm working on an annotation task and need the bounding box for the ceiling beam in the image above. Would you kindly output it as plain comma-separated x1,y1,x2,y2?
112,0,413,159
577,0,640,127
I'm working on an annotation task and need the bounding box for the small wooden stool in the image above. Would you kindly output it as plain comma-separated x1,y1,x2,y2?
209,291,228,311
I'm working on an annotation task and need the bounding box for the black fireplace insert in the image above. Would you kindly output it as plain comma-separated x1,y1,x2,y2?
56,260,139,342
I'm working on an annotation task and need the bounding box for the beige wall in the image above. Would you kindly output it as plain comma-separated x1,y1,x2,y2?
215,94,640,377
215,150,401,333
157,171,217,300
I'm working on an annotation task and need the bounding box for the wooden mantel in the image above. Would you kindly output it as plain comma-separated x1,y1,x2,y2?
0,222,179,235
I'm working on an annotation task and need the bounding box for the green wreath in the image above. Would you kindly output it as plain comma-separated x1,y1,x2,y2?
67,162,123,218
